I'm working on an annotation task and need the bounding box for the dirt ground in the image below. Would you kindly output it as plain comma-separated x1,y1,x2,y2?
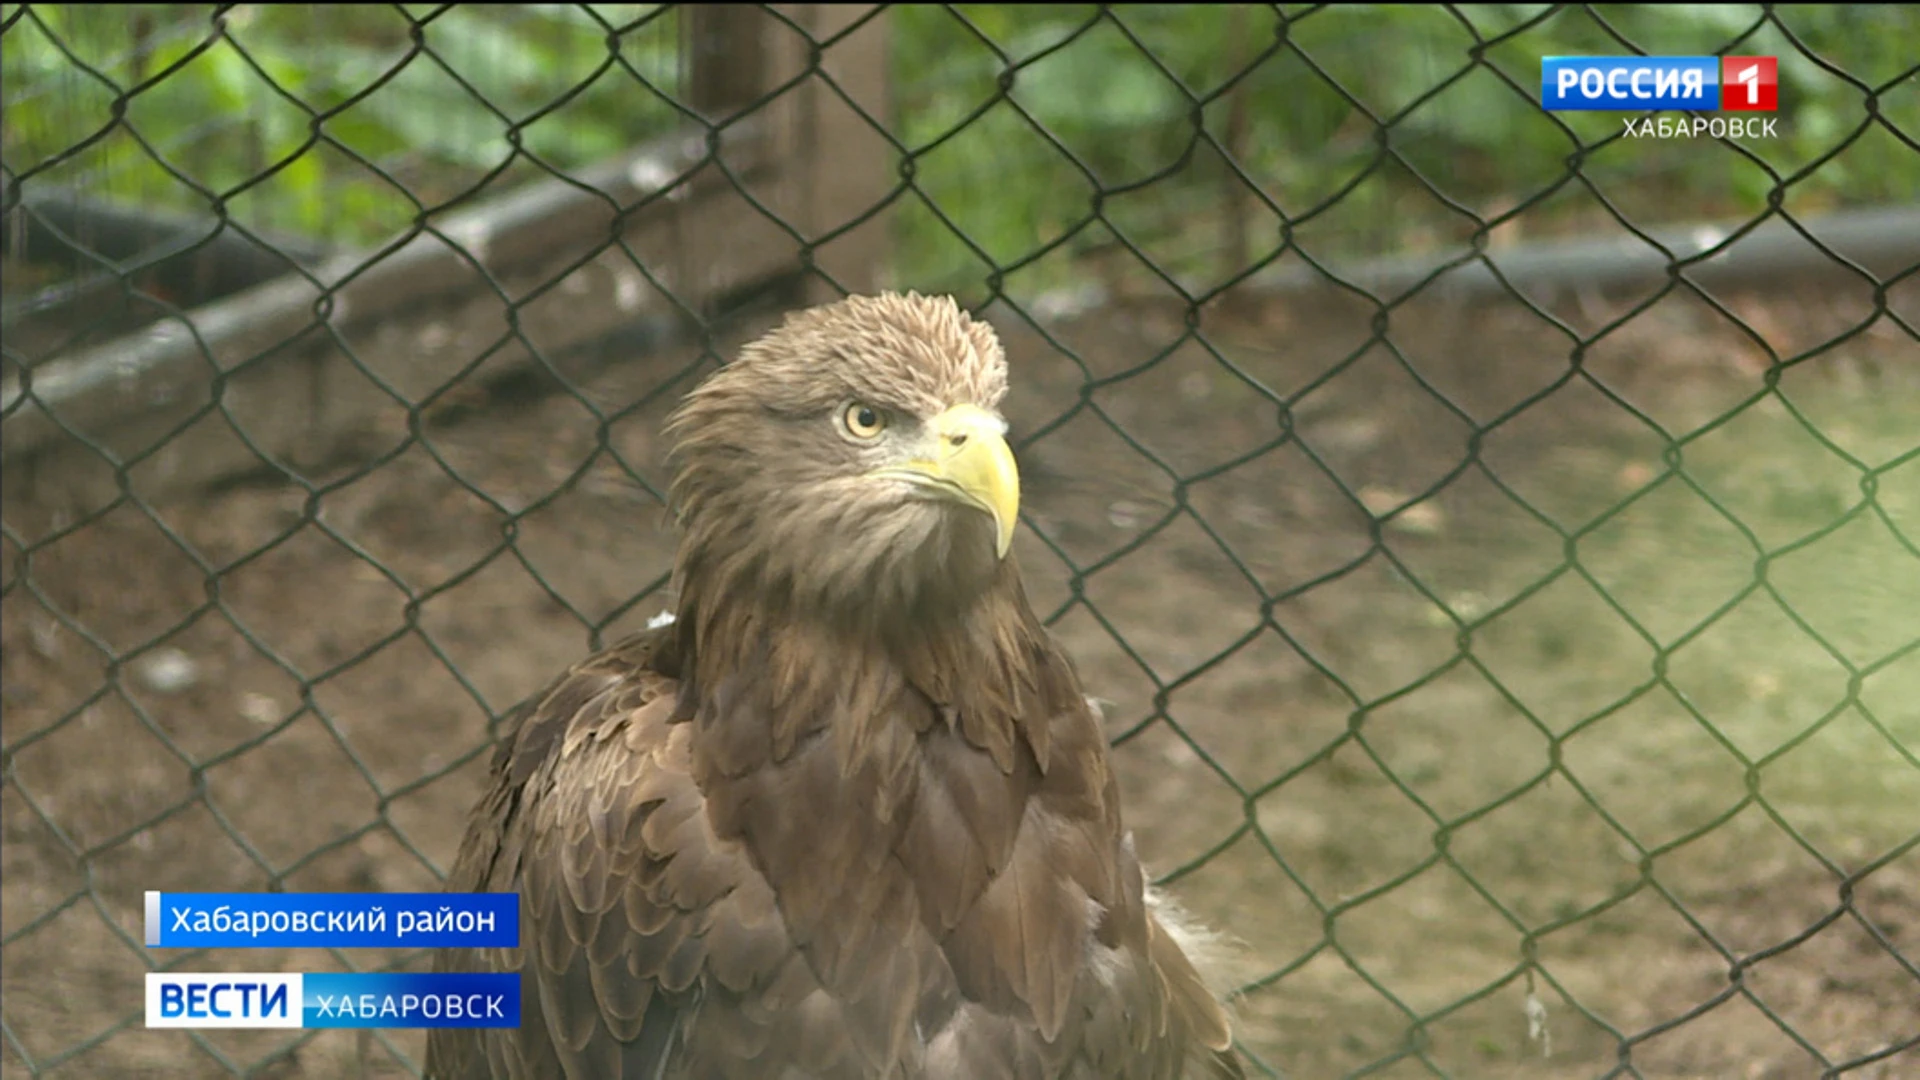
3,272,1917,1078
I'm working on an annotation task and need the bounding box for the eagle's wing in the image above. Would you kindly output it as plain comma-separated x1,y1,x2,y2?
426,627,806,1079
425,626,1244,1080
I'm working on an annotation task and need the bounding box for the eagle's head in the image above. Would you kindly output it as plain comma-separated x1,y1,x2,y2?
667,292,1019,630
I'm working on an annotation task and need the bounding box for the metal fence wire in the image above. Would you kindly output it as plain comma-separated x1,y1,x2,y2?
3,3,1918,1078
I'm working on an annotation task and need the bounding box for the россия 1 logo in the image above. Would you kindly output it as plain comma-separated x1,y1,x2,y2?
1541,56,1777,111
1540,55,1779,138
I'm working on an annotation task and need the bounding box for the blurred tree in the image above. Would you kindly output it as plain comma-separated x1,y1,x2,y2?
4,3,1914,304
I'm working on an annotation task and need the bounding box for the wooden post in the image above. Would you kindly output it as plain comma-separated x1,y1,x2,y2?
686,6,771,116
685,4,893,303
794,4,893,300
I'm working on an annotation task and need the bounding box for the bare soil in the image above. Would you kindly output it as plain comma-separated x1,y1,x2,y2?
3,276,1917,1078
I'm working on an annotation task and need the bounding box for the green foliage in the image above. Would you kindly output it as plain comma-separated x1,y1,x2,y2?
3,3,1915,299
893,3,1920,301
2,4,682,248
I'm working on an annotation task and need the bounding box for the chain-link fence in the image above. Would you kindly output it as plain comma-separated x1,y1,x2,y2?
4,4,1918,1077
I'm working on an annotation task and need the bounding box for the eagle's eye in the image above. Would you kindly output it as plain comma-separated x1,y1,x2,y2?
841,402,887,440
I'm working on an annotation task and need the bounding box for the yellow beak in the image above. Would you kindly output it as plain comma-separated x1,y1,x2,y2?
880,404,1020,558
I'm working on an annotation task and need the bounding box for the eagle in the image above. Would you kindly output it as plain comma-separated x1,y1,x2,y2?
425,292,1243,1079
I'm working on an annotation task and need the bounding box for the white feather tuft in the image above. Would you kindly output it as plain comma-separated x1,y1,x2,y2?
1145,885,1249,1002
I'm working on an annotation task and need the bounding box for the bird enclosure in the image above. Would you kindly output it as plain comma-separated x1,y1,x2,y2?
3,4,1918,1078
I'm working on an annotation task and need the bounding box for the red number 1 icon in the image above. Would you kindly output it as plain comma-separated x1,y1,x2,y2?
1722,56,1778,111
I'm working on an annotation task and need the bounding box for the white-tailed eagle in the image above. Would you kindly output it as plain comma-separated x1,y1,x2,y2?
426,293,1242,1079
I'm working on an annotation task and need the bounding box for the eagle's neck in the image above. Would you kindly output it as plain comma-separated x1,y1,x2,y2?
667,553,1123,1020
671,553,1077,778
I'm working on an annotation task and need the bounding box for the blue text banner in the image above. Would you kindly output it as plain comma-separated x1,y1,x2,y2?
145,892,518,949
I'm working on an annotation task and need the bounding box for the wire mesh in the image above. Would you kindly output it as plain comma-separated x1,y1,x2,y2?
3,4,1917,1078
